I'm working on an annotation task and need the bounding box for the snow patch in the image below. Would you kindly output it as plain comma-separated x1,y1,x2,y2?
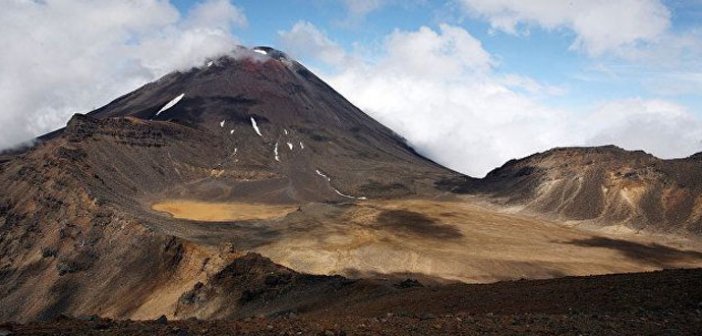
315,169,331,181
335,190,367,200
207,61,214,67
334,189,357,199
299,141,304,149
230,129,234,134
156,93,185,116
220,120,226,128
284,129,289,135
250,117,262,136
254,49,268,55
274,142,280,162
315,169,367,200
287,142,293,150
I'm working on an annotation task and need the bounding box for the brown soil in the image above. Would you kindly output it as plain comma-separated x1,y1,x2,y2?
3,266,701,335
253,199,702,283
152,200,298,222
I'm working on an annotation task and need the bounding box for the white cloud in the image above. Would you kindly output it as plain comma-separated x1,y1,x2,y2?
185,0,247,30
499,74,567,96
0,0,245,150
339,0,429,24
620,30,702,95
278,21,349,66
584,99,702,158
457,0,700,99
281,22,574,176
330,70,573,176
459,0,671,56
380,24,494,77
278,22,702,176
571,29,702,98
343,0,386,17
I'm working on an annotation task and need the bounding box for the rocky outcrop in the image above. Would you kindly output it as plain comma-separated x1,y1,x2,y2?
476,146,702,234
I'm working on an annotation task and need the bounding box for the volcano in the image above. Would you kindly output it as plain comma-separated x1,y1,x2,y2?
1,47,702,324
62,46,453,204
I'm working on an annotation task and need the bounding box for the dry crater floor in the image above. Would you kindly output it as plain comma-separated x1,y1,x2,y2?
152,200,298,222
149,197,702,283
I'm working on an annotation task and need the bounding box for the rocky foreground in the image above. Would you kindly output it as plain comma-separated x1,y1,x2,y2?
2,267,701,335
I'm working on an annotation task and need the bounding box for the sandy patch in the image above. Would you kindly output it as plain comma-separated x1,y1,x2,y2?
254,199,702,283
152,200,298,222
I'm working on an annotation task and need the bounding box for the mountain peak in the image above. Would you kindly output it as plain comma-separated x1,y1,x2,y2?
251,46,293,62
32,46,452,205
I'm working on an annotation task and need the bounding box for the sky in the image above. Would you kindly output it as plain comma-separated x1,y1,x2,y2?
1,0,701,176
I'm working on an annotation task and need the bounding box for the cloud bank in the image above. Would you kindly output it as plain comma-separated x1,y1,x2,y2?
279,21,702,177
0,0,245,150
458,0,671,56
2,1,699,178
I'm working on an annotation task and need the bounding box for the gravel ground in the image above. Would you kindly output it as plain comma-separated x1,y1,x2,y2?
3,267,701,335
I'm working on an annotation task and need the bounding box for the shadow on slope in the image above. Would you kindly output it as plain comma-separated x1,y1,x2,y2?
374,210,464,240
564,237,702,268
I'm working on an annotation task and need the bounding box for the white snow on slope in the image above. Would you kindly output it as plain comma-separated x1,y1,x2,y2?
334,189,367,200
274,142,280,162
250,117,262,136
315,169,367,200
254,49,267,55
315,169,331,181
230,129,234,134
156,93,185,116
299,141,304,149
284,129,288,135
220,120,225,128
287,142,293,150
207,61,214,67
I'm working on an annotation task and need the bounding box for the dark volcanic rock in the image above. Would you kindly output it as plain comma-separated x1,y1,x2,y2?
73,46,452,203
12,268,702,335
175,253,355,319
394,279,424,289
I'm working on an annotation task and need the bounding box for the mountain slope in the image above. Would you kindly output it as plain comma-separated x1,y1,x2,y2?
0,47,458,322
1,47,701,324
82,46,451,202
473,145,702,234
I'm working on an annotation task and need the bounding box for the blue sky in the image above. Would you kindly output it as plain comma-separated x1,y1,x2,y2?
168,0,701,114
1,0,701,176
